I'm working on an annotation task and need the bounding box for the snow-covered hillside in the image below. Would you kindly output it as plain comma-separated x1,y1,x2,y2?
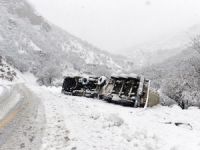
0,0,134,83
125,24,200,67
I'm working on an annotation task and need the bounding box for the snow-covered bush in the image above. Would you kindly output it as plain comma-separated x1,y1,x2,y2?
36,65,62,86
136,47,200,109
84,64,112,77
0,56,17,81
5,56,29,73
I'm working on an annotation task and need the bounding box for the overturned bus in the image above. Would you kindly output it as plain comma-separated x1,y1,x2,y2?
61,74,160,108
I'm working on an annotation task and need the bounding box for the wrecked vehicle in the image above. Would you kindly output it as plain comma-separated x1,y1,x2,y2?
62,76,107,98
99,75,159,107
62,74,159,108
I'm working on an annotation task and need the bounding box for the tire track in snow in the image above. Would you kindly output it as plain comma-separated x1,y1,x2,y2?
0,84,45,150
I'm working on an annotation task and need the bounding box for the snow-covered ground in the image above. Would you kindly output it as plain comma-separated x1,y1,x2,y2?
0,82,45,150
29,85,200,150
0,87,3,96
1,74,200,150
0,84,20,122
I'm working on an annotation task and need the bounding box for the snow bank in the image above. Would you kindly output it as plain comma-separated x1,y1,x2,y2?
0,85,10,103
0,84,22,122
22,72,38,85
0,86,3,96
0,34,3,41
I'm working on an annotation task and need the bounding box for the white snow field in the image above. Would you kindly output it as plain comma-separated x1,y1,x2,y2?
1,76,200,150
0,87,3,96
29,85,200,150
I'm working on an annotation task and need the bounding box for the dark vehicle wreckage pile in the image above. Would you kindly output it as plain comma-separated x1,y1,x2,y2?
62,74,160,108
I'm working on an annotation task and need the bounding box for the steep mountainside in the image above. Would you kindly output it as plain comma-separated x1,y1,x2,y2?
135,48,200,108
0,0,134,84
125,24,200,67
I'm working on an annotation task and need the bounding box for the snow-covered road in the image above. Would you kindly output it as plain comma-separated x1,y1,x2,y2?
0,83,45,150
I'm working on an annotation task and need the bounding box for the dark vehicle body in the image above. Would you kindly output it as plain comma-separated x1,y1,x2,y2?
62,75,159,108
62,76,106,98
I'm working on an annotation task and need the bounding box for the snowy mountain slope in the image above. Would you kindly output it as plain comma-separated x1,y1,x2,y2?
134,47,200,108
0,0,134,82
125,24,200,67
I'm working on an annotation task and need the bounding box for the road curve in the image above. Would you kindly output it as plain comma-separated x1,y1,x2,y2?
0,83,45,150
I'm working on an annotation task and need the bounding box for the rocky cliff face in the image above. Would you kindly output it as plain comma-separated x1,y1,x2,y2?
0,56,16,81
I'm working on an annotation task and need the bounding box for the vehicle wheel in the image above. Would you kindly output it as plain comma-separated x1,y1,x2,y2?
98,76,107,86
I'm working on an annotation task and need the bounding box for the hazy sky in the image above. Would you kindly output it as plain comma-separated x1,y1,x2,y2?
28,0,200,54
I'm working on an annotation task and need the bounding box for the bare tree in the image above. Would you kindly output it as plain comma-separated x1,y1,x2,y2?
37,65,61,86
